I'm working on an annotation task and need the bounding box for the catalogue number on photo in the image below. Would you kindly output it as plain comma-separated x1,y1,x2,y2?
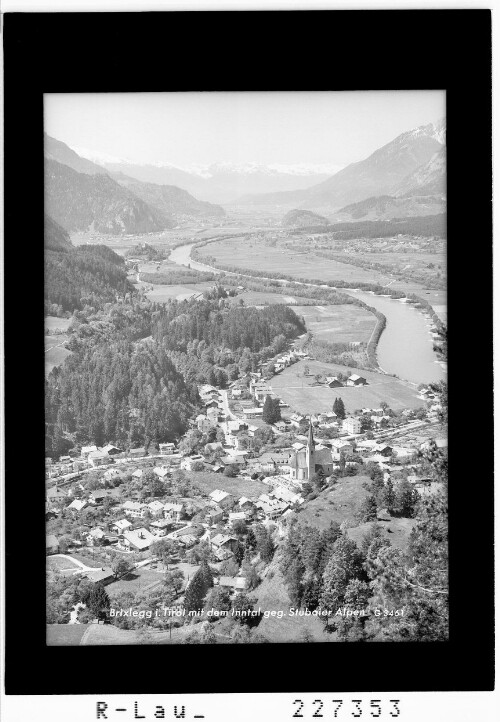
292,699,401,718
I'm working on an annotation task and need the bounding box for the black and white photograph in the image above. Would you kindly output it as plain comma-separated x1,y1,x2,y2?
43,90,449,646
2,8,494,707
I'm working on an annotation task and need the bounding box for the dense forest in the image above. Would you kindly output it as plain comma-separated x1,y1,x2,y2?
152,299,306,353
46,297,306,454
140,268,218,285
45,245,135,314
290,213,447,240
45,341,197,458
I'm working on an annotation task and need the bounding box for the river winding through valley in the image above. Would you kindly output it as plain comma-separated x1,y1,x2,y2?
169,242,446,386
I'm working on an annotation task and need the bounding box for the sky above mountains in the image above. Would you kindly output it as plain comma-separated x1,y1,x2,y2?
44,91,445,170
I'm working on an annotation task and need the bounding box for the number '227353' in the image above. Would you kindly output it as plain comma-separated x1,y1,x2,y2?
292,699,401,718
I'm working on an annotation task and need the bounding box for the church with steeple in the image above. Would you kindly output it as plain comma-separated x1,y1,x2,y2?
288,417,333,483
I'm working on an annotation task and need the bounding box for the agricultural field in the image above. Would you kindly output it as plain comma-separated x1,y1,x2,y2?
46,624,90,646
293,304,376,345
200,237,391,285
296,475,417,551
46,555,81,573
230,290,304,306
45,315,73,333
285,235,446,290
189,470,268,500
198,236,447,302
346,517,418,551
45,334,72,376
270,359,425,414
296,475,371,531
134,282,215,303
106,566,166,595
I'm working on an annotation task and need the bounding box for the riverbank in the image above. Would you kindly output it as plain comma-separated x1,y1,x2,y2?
171,240,445,384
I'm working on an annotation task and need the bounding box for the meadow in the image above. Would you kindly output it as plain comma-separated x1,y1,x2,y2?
190,470,268,500
45,315,73,333
272,359,425,414
296,475,417,550
292,304,376,345
45,335,72,377
198,236,447,302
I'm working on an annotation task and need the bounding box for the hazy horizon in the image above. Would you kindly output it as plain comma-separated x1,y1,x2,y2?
44,91,445,172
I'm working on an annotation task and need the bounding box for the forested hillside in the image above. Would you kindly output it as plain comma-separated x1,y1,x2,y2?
45,159,172,234
291,214,447,239
45,297,306,454
44,245,134,314
45,341,196,458
44,214,73,252
152,300,306,353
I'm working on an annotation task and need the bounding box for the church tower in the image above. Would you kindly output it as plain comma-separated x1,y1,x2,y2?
306,417,315,480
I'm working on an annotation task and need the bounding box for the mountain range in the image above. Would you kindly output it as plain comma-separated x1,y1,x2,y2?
44,135,225,236
240,119,446,218
73,152,337,204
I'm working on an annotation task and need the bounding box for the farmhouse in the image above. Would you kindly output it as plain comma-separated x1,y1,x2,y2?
148,500,165,517
181,454,205,471
238,497,255,512
210,534,239,555
347,374,368,386
209,489,234,510
159,443,176,455
122,501,148,518
111,518,132,533
120,528,155,551
216,575,247,594
86,527,106,545
197,415,217,433
89,489,117,505
150,519,172,537
244,408,264,419
68,499,87,513
46,486,67,504
81,445,98,460
163,502,184,522
331,439,355,459
102,444,122,456
87,450,109,467
326,377,343,388
204,505,223,524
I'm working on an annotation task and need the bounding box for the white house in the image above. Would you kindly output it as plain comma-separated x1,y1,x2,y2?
159,443,176,456
163,502,184,523
209,489,234,510
122,501,148,518
148,500,165,517
119,527,155,551
111,518,132,534
343,417,362,434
